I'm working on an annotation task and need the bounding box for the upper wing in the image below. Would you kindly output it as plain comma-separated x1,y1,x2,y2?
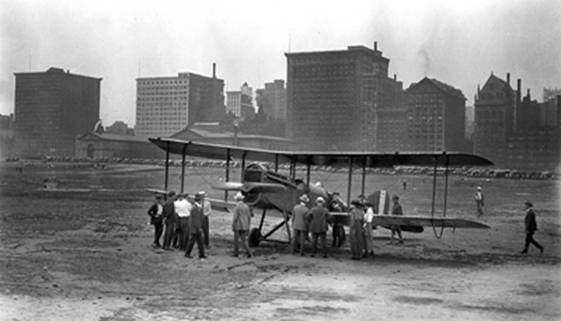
212,182,287,194
330,212,490,229
149,138,493,167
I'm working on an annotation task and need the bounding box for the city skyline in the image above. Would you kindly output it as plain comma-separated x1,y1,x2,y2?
1,0,560,126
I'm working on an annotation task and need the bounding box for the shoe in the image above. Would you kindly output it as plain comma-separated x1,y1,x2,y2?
323,254,328,258
300,253,305,257
519,250,527,255
184,254,193,258
163,247,173,251
151,243,160,249
232,254,239,257
310,254,315,258
540,247,544,254
246,253,252,258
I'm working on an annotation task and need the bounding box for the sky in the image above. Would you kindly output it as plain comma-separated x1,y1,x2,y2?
1,0,560,127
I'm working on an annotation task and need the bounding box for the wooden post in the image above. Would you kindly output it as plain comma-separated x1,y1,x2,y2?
347,157,353,206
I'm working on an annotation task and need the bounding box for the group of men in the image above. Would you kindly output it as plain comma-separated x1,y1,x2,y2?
147,191,212,259
290,193,404,260
147,191,254,260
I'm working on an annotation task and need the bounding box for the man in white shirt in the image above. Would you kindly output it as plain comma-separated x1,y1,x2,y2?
174,194,193,250
475,186,485,217
198,191,212,248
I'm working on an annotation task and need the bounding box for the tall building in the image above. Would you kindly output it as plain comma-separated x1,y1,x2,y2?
405,77,466,152
474,73,517,166
286,43,403,151
226,82,255,120
135,65,224,137
14,67,101,157
256,80,287,120
543,88,561,128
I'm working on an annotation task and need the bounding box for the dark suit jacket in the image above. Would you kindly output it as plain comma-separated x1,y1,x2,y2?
189,205,204,234
525,208,537,233
307,206,329,233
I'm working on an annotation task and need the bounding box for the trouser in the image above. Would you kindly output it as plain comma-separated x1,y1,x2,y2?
185,232,205,258
177,217,190,250
234,229,252,256
476,203,484,216
203,215,210,247
332,224,346,247
364,222,373,252
153,220,163,246
523,231,543,253
311,232,327,256
292,229,306,254
163,221,176,249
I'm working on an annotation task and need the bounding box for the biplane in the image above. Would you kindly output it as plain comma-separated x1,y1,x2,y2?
149,138,492,247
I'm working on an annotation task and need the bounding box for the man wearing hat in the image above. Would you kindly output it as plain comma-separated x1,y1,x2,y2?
147,195,164,248
185,192,206,259
474,186,485,217
232,192,253,258
390,195,404,244
521,201,544,255
162,191,178,250
174,193,192,250
199,191,212,248
349,199,366,260
306,196,330,258
292,194,310,256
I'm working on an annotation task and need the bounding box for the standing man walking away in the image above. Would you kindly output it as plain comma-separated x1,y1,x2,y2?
329,192,346,248
184,193,206,259
162,191,178,251
199,191,212,249
390,195,404,244
475,186,485,217
232,192,253,258
307,197,330,258
520,201,544,255
174,193,192,251
147,196,164,248
349,199,366,260
292,194,310,256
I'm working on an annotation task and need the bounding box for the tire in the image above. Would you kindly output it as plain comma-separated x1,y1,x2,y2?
248,228,261,247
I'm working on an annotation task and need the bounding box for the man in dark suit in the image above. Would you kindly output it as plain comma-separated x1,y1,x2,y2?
147,196,164,248
162,191,178,251
185,193,206,259
521,201,544,255
306,197,330,258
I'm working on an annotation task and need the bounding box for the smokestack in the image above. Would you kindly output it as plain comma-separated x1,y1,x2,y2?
212,63,216,78
393,74,397,81
506,73,510,86
374,41,378,51
527,88,531,99
517,79,521,102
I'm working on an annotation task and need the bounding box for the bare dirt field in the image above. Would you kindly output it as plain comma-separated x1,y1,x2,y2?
1,162,560,321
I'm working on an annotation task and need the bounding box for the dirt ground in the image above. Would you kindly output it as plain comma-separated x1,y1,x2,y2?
1,162,560,321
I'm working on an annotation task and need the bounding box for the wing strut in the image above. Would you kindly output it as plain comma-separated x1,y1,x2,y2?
225,148,230,201
431,154,445,239
164,141,170,191
347,156,353,207
180,144,186,193
361,156,366,197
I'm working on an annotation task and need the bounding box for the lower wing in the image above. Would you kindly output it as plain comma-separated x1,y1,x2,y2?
330,213,490,230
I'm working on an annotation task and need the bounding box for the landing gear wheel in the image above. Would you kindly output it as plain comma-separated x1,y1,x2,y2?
248,228,261,247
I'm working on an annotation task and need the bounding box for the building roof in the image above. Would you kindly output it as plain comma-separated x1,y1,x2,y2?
285,45,389,62
407,77,465,100
171,125,290,142
14,67,102,80
76,132,151,143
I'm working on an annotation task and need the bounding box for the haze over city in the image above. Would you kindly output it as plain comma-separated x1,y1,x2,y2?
1,0,560,126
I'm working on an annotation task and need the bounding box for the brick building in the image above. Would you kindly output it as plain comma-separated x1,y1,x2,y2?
226,82,255,120
505,127,561,172
256,80,287,121
405,77,466,152
474,73,517,166
285,43,403,151
135,65,225,137
14,67,101,157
